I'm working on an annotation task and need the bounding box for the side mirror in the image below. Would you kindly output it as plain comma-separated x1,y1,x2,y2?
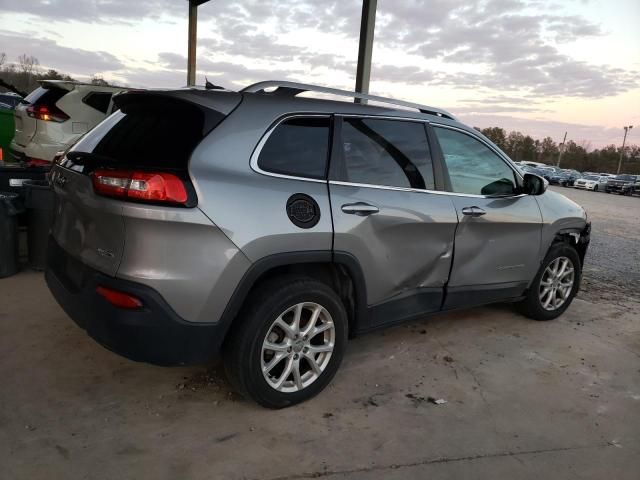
523,173,547,195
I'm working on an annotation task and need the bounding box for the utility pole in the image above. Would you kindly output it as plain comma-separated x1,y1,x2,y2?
557,131,567,167
354,0,378,104
617,125,633,174
187,1,211,86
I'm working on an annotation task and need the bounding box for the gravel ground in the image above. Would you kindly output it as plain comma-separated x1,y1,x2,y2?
551,186,640,306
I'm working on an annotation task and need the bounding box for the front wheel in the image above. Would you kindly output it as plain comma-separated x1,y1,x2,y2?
594,185,599,192
223,276,348,408
517,243,581,321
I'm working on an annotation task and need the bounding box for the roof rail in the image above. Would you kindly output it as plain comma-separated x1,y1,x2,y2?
241,81,456,120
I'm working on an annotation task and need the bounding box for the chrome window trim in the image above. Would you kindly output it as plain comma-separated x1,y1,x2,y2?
249,113,528,200
249,113,332,184
328,180,528,199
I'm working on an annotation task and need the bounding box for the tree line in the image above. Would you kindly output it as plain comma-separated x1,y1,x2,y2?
476,127,639,174
0,53,109,97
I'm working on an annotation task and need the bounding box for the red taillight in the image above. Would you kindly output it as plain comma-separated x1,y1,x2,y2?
91,169,189,205
26,104,69,122
96,286,143,310
25,158,52,167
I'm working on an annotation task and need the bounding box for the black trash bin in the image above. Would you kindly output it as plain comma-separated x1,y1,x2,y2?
0,191,23,278
24,180,56,270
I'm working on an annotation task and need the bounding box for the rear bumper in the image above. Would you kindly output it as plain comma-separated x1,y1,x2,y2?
10,139,59,163
45,238,223,366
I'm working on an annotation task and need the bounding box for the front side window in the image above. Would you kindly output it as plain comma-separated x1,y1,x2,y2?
338,118,434,189
257,117,330,179
434,127,517,195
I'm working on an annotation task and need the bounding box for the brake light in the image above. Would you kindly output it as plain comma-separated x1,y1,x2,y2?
96,286,143,309
91,169,189,205
25,157,52,167
26,104,69,122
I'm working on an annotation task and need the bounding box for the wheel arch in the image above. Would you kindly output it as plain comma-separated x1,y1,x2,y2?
217,251,368,347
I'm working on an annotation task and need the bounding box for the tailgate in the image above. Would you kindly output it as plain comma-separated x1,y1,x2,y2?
50,166,125,276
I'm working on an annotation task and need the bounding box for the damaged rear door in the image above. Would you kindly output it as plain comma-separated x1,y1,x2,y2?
328,116,457,329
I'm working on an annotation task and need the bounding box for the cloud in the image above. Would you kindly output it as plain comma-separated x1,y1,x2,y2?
0,32,124,74
0,0,177,23
1,0,637,102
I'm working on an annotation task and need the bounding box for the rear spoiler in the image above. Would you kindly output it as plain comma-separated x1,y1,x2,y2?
113,89,242,116
112,89,242,136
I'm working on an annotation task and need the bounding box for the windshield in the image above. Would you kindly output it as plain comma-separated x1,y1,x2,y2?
583,176,599,180
616,175,636,181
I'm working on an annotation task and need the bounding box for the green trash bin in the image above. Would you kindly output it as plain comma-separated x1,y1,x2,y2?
0,191,24,278
24,180,56,271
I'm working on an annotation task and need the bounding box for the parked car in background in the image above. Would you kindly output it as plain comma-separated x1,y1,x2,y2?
574,175,608,192
548,171,572,186
0,92,22,161
536,166,558,181
9,80,129,165
605,174,638,195
520,161,547,168
560,169,582,186
0,92,23,109
46,80,590,408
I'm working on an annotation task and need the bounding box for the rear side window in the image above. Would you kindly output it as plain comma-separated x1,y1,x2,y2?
22,86,67,106
83,92,113,113
337,118,434,189
257,117,330,179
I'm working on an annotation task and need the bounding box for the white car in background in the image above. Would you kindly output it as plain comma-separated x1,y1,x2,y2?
574,175,608,192
9,80,129,165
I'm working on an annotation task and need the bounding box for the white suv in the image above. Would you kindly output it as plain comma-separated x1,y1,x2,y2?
9,80,129,165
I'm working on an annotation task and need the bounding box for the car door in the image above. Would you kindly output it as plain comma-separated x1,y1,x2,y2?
328,116,458,329
430,124,543,309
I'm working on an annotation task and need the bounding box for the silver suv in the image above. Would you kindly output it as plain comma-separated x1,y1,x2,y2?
46,81,590,408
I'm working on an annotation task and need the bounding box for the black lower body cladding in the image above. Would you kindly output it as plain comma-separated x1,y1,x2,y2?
45,238,223,366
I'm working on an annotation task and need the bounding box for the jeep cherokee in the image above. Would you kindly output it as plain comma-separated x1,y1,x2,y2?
46,81,590,408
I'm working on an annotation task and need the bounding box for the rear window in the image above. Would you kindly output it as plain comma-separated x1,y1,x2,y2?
83,92,113,113
22,86,67,106
91,99,206,168
257,117,330,179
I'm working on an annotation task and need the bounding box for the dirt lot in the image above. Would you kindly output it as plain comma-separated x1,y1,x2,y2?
1,186,639,479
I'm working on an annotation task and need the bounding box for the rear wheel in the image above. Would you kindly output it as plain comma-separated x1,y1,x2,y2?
517,243,581,321
223,276,348,408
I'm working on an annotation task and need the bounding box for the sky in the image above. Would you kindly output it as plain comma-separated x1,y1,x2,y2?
0,0,638,148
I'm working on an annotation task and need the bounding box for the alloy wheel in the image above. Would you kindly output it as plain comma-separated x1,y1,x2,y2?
539,256,575,311
261,302,335,393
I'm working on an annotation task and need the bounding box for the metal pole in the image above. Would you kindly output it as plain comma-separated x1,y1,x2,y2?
354,0,377,104
187,1,198,86
557,131,567,167
617,126,633,174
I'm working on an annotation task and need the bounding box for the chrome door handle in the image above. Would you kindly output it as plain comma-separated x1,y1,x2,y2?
461,206,486,217
341,202,379,216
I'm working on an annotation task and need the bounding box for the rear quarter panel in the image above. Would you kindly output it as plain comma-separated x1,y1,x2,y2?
189,95,334,261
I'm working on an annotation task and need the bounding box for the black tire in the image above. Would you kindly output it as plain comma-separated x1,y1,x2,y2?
223,275,348,408
517,243,581,321
594,185,599,192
